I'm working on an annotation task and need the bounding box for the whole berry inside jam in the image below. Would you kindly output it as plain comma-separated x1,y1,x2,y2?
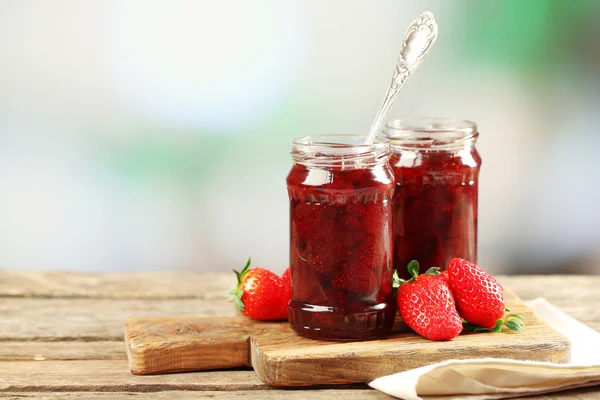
287,161,396,340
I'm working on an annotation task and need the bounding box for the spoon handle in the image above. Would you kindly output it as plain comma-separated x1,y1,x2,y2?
365,12,438,144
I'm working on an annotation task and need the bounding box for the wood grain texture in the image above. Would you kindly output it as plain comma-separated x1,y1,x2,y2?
125,290,571,386
3,319,589,363
3,272,598,302
0,300,596,343
1,276,596,343
0,298,235,341
0,271,231,299
0,389,391,399
0,342,125,361
1,388,600,399
1,273,599,399
498,275,600,302
532,300,600,324
0,360,265,392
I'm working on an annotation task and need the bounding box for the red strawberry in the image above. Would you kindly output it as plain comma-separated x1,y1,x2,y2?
395,260,463,341
447,258,524,332
228,259,290,321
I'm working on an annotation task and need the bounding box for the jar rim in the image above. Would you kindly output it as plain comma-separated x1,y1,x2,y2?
385,117,478,149
292,134,389,154
291,134,390,167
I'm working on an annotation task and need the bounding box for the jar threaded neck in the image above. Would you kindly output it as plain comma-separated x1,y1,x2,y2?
291,134,390,168
385,118,478,151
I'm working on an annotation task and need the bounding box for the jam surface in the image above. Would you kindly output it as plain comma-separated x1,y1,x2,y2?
391,147,481,278
287,163,395,340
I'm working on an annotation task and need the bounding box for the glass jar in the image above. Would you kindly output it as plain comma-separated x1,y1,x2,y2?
286,134,396,340
385,118,481,279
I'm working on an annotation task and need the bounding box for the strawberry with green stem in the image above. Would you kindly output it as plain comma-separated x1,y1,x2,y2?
447,257,524,332
228,258,291,321
395,260,463,341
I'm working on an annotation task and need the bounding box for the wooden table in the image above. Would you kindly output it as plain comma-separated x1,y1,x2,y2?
0,272,599,399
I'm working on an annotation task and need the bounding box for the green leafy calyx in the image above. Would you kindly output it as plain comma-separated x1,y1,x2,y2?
393,261,440,295
462,313,525,333
407,260,420,279
227,257,252,310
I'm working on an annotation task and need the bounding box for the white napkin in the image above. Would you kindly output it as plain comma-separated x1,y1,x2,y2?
369,298,600,400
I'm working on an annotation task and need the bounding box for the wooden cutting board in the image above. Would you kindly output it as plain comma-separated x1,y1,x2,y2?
124,289,571,386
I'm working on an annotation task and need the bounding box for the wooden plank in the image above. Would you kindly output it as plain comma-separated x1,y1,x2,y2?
2,272,599,301
0,288,597,347
0,298,235,341
0,322,596,362
124,290,571,386
529,300,600,324
498,275,600,301
0,274,598,399
0,342,125,361
0,389,391,399
0,360,266,392
2,321,587,363
0,271,232,299
0,387,599,399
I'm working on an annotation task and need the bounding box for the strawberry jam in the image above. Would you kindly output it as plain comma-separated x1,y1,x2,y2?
287,135,396,340
386,118,481,279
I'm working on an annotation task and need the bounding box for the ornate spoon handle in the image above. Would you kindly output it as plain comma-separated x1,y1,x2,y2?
365,12,438,144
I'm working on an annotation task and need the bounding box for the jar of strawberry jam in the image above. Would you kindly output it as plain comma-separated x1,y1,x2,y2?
386,118,481,279
286,134,396,340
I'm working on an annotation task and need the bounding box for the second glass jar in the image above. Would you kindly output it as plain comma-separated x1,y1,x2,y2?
386,118,482,278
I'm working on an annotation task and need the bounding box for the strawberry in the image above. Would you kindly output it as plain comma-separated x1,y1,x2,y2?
228,259,291,321
447,258,524,332
395,260,463,341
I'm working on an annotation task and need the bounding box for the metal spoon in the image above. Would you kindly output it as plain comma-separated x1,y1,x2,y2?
364,11,438,144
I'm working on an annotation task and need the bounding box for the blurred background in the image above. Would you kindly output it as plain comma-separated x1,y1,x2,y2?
0,0,598,274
